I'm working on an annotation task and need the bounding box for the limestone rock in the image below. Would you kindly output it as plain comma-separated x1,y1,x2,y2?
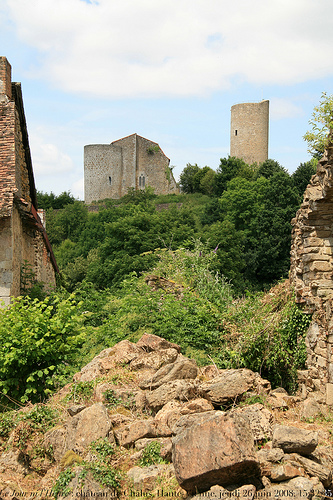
286,453,332,487
272,425,318,455
231,403,274,441
67,405,86,416
73,340,143,382
0,449,29,475
129,347,179,371
172,412,260,494
145,379,199,412
136,333,181,353
114,418,172,448
264,477,315,500
60,467,118,499
139,358,198,390
257,448,285,464
270,463,304,481
154,398,214,431
200,369,270,406
45,403,113,460
300,398,322,420
172,410,222,435
127,463,175,490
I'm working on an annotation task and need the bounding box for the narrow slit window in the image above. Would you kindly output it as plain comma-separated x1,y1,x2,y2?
235,130,237,136
109,176,112,185
139,175,145,188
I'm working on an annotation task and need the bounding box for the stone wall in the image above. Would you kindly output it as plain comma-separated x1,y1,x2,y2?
230,100,269,165
0,56,57,304
84,134,178,204
291,140,333,403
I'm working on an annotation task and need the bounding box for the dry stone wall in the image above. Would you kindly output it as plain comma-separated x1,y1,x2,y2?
291,139,333,403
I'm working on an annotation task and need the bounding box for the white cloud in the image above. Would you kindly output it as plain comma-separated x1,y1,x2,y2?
5,0,333,98
29,129,74,175
71,177,84,199
270,98,303,120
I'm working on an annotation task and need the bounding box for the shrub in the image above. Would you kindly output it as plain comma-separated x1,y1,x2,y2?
0,295,84,403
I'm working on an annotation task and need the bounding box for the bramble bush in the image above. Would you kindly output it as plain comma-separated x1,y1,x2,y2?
0,295,84,404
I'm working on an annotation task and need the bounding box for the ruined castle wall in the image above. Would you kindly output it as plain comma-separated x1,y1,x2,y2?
0,218,12,306
84,134,178,203
230,100,269,165
291,141,333,403
84,144,123,203
111,134,136,196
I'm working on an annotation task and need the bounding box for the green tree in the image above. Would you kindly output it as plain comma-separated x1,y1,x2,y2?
214,156,254,196
292,159,318,197
37,191,76,210
256,159,287,179
179,163,201,193
303,92,333,159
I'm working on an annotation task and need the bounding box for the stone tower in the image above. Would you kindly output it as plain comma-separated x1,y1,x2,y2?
230,100,269,165
84,133,178,204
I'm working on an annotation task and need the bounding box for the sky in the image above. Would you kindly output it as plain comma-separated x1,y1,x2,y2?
1,0,333,200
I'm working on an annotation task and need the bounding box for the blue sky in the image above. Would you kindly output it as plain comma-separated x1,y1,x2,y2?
1,0,333,199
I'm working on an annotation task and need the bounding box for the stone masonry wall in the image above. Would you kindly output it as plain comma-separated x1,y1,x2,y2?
291,139,333,404
84,134,178,203
230,100,269,165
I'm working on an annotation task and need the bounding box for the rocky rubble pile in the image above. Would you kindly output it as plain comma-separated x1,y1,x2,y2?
0,333,332,499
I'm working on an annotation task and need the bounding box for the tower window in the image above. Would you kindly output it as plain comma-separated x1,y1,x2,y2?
235,130,238,136
139,175,145,188
109,176,112,185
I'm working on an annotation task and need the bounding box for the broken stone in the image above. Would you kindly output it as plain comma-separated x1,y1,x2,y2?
272,425,318,455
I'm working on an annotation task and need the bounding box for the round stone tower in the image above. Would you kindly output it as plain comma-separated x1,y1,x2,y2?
230,100,269,165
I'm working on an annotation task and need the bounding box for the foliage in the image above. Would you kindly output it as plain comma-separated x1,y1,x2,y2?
66,381,95,404
256,159,287,179
303,92,333,158
102,389,122,408
90,437,115,461
37,190,76,210
85,462,121,489
0,295,84,403
217,281,311,392
139,441,165,466
214,156,256,196
20,260,46,300
179,163,201,193
52,468,76,499
292,159,318,197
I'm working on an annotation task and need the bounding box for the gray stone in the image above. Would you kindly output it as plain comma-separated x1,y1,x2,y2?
139,358,198,390
272,425,318,455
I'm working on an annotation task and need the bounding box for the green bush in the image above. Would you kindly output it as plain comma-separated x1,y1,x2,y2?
0,295,84,403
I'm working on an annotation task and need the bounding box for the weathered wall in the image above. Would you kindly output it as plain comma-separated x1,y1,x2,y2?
291,140,333,403
230,100,269,165
0,56,57,303
84,134,178,203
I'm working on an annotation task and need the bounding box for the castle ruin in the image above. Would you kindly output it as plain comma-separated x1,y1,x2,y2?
0,57,58,305
230,100,269,165
291,136,333,404
84,134,178,204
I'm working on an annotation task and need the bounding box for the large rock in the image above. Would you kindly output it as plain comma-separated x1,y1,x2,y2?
272,425,318,455
139,358,198,390
114,418,172,447
45,403,113,459
145,380,199,412
127,463,175,491
155,398,214,432
172,412,260,494
136,333,181,353
74,340,143,382
129,348,179,371
200,369,270,406
231,403,274,441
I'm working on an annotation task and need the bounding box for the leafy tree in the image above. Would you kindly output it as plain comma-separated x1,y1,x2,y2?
214,156,254,196
256,159,287,179
37,191,76,210
46,201,88,245
292,159,318,197
303,91,333,159
179,163,201,193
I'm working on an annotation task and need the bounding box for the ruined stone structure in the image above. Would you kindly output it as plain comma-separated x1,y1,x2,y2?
0,57,58,305
230,100,269,165
291,137,333,403
84,134,178,204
